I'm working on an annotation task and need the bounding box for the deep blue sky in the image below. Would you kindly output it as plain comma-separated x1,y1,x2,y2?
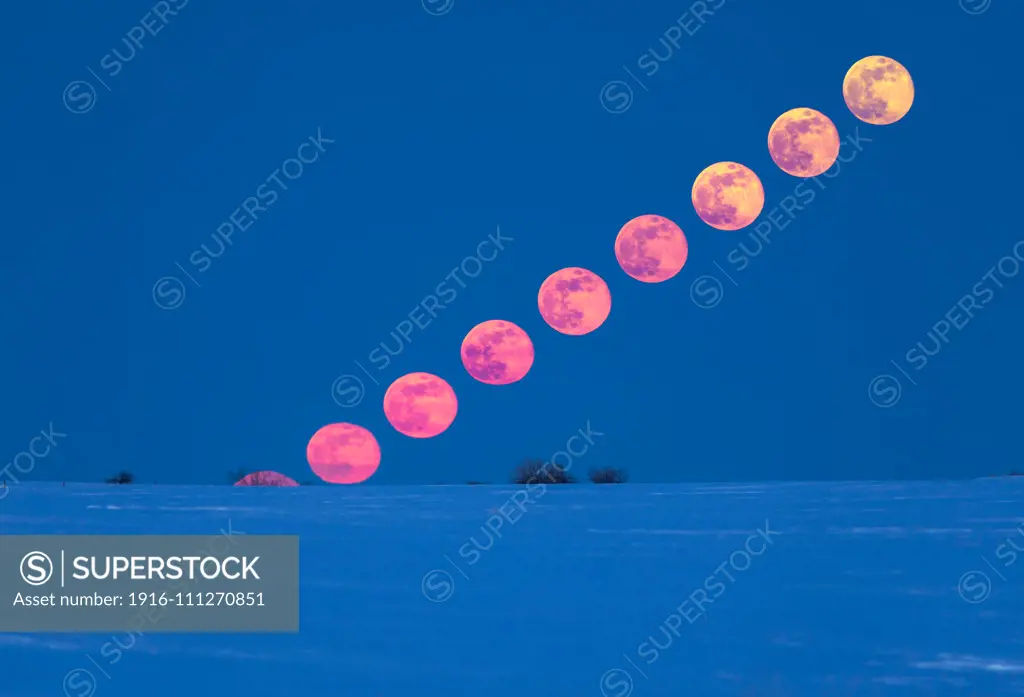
1,0,1020,485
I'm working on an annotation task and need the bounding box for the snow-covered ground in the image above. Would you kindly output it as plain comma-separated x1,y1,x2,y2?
1,480,1021,697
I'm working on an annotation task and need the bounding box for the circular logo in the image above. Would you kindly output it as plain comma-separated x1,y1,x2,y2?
690,275,724,309
63,81,97,114
421,569,454,602
62,668,97,697
20,551,54,586
867,374,901,408
599,81,633,114
421,0,454,15
152,276,186,310
332,374,365,408
959,0,992,14
958,570,991,604
599,668,634,697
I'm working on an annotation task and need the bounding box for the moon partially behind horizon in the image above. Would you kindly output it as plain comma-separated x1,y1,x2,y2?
768,108,841,178
461,320,535,385
843,55,914,125
691,162,765,231
306,423,381,484
234,471,299,487
383,372,458,438
538,267,611,335
614,215,688,283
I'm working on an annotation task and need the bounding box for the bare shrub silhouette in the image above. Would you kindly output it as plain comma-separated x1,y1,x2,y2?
589,467,628,484
511,458,576,485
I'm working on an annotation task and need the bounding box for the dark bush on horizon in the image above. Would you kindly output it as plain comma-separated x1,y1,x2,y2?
511,458,576,485
227,468,248,484
589,467,628,484
106,471,134,484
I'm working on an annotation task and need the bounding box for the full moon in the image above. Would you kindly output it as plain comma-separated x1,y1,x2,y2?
614,215,688,283
843,55,914,125
383,372,458,438
767,108,841,177
691,162,765,231
461,320,535,385
306,423,381,484
538,267,612,335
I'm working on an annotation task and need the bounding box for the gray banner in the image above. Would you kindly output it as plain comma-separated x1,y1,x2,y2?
0,535,298,633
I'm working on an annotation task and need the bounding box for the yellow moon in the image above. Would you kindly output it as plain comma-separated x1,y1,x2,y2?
767,108,841,178
843,56,914,125
691,162,764,231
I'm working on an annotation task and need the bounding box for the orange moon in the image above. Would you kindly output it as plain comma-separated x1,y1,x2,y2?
383,372,458,438
691,162,765,231
843,55,914,125
306,423,381,484
461,320,535,385
537,267,611,335
767,108,841,177
614,215,688,283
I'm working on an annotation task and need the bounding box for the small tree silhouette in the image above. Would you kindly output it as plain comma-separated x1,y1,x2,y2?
105,471,134,484
589,467,627,484
228,468,248,484
512,458,575,485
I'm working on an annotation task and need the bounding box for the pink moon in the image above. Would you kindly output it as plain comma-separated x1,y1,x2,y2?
461,320,535,385
614,215,688,283
691,162,765,231
306,423,381,484
537,267,612,335
234,471,299,486
767,108,841,177
383,372,458,438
